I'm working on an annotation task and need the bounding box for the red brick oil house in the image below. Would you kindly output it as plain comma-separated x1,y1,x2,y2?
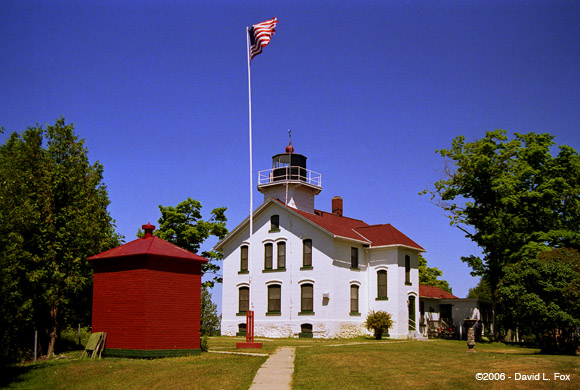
88,223,208,358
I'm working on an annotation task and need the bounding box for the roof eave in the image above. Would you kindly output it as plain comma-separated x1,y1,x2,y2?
214,199,279,251
369,244,426,252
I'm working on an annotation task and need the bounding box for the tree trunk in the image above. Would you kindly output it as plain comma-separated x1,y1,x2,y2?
47,302,58,358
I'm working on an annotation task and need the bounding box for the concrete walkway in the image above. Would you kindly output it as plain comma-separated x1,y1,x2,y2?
249,347,296,390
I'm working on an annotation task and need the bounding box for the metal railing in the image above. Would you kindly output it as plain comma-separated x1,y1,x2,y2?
258,166,322,188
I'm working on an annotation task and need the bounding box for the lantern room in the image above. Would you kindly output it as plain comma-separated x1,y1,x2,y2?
257,142,322,213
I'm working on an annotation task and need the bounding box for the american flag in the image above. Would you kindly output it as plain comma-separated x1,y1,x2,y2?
248,17,278,61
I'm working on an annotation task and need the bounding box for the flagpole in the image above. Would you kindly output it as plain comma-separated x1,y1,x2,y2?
246,26,254,310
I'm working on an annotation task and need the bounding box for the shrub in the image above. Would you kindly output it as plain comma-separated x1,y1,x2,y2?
200,335,209,352
365,310,394,340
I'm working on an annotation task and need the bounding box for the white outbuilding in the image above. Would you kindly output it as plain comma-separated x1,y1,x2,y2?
216,144,425,339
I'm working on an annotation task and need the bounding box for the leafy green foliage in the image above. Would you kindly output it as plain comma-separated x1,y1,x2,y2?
151,197,228,288
0,118,121,362
497,248,580,354
364,310,394,340
466,278,493,300
418,254,452,293
425,130,580,294
201,287,221,336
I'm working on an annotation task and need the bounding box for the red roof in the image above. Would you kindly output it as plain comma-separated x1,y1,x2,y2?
88,235,208,263
285,201,424,251
419,284,458,299
216,199,425,252
291,207,371,242
355,224,424,249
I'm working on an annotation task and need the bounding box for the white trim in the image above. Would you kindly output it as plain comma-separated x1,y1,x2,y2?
369,244,426,252
298,279,315,285
265,280,283,286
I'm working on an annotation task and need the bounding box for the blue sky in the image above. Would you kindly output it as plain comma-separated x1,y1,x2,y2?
2,0,579,314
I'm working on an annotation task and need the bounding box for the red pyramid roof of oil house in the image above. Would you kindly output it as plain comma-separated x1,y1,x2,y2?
88,223,208,358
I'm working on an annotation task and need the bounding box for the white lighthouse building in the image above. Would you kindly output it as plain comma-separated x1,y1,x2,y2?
216,143,425,339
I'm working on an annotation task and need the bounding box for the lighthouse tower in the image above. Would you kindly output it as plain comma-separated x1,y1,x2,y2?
257,141,322,213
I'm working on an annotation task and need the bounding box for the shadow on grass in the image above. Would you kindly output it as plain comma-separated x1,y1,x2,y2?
0,364,35,388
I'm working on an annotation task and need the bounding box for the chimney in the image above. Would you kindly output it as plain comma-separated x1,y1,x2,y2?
142,222,155,239
332,196,343,217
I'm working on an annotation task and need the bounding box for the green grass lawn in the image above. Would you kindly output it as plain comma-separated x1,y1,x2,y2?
293,339,579,390
2,337,577,389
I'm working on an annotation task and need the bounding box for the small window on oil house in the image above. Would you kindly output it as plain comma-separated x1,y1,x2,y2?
303,239,312,267
277,242,286,269
270,215,280,231
240,245,248,272
264,243,273,270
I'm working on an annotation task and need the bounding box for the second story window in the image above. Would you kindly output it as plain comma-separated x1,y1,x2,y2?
240,245,248,272
351,247,359,269
277,242,286,269
264,243,273,270
302,239,312,268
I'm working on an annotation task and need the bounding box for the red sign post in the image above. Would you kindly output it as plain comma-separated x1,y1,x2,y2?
236,310,262,349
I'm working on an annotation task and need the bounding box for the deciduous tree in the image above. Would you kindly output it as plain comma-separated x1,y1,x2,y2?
153,197,228,288
0,118,120,362
497,248,580,354
200,287,221,336
418,254,452,293
425,130,580,297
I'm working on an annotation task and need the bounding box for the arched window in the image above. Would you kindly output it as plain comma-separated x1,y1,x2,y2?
377,270,387,300
302,239,312,268
405,255,411,285
408,295,416,331
267,285,281,314
240,245,248,272
277,241,286,269
238,287,249,314
350,285,359,314
264,243,273,270
301,283,314,313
